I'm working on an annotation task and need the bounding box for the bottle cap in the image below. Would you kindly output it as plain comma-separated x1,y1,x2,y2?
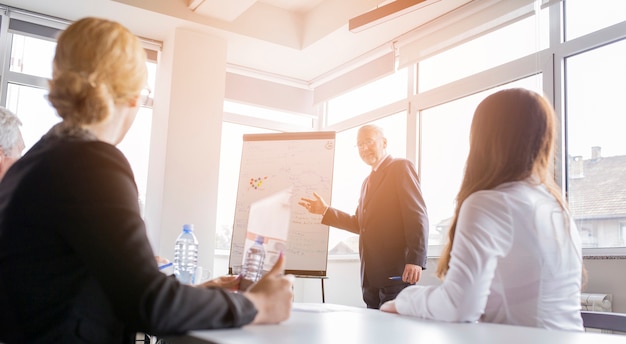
183,224,194,232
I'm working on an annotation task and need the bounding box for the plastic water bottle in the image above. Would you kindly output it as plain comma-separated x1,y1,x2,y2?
173,224,198,284
240,235,265,291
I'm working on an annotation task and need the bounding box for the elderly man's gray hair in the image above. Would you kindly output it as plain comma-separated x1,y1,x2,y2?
0,107,22,156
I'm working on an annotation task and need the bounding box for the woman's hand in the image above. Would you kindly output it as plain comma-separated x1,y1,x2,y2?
380,300,398,313
244,253,294,324
198,275,241,291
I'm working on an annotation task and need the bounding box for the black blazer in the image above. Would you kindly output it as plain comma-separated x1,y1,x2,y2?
322,156,429,288
0,125,256,343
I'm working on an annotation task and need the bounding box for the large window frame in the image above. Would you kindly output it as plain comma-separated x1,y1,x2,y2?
219,0,626,258
7,2,624,260
0,6,161,217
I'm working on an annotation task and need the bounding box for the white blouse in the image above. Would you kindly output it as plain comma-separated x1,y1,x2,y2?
394,179,584,331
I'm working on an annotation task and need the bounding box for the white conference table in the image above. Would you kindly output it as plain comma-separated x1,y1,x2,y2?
163,303,626,344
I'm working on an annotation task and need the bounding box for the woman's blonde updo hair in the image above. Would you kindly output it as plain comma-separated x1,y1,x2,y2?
47,17,148,125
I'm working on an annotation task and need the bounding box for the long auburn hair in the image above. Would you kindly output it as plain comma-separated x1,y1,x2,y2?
436,88,567,279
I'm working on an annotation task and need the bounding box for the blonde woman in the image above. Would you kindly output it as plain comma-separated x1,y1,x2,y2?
381,88,584,331
0,17,293,343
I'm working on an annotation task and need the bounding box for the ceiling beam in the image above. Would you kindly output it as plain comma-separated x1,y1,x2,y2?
187,0,204,11
349,0,440,32
189,0,257,22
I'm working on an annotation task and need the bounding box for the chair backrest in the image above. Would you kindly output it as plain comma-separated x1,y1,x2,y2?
581,310,626,333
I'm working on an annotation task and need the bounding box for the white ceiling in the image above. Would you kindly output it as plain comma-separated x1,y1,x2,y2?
1,0,474,86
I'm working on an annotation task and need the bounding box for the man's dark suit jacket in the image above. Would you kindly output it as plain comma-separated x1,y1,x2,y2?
322,155,429,288
0,124,257,343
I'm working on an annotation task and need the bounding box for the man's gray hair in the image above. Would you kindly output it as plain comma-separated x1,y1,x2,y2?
359,124,385,137
0,107,22,155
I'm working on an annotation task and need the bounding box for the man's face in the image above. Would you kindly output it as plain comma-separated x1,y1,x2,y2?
356,128,387,167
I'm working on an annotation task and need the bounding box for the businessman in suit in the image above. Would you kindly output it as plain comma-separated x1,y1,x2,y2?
299,124,429,309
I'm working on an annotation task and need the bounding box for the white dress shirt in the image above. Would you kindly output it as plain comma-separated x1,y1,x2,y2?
394,178,584,331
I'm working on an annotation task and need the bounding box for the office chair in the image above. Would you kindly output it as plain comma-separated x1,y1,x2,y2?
581,310,626,334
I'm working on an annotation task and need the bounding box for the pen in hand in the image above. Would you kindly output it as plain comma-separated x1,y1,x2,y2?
388,276,402,281
159,262,173,270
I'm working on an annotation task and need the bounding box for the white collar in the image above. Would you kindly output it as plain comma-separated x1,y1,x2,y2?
372,154,390,172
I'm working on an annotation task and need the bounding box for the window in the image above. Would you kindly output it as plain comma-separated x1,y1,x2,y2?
564,0,626,41
326,69,408,125
9,34,55,78
6,84,58,151
418,10,548,92
215,122,278,250
224,100,313,128
117,105,154,216
579,225,597,247
420,76,542,249
2,14,159,216
565,38,626,249
327,112,407,255
213,0,626,258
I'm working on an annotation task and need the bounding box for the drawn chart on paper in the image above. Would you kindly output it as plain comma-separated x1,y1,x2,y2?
229,131,335,276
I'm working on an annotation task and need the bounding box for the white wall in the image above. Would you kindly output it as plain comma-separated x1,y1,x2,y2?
146,28,226,273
